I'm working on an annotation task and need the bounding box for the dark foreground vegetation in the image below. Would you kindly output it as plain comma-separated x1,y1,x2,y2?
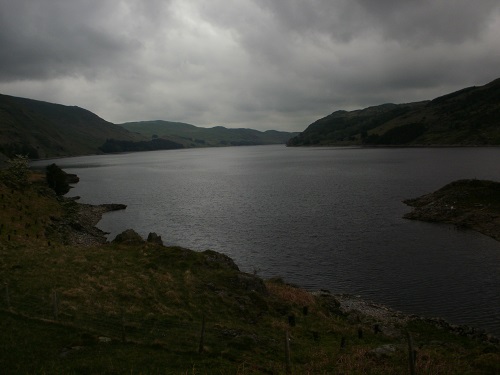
0,161,499,374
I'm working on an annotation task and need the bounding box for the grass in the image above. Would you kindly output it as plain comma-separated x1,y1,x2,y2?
1,173,499,374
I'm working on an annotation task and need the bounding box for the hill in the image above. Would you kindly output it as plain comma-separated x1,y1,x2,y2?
0,94,146,158
287,77,500,146
120,120,298,147
0,94,296,159
0,166,499,373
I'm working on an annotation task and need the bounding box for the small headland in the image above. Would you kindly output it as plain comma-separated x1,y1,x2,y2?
0,166,499,373
404,179,500,242
55,200,127,246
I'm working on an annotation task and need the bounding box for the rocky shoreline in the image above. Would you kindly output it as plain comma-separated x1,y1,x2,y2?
319,292,499,344
404,179,500,242
65,196,499,344
58,199,126,246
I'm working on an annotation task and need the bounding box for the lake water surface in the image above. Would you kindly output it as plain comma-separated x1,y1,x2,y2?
33,146,500,335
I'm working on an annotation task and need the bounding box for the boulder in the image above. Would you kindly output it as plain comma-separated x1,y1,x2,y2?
202,250,239,271
367,344,398,359
112,229,144,244
147,232,163,245
236,273,268,295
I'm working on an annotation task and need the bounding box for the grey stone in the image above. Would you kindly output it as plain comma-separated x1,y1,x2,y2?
147,232,163,245
367,344,398,359
112,229,144,244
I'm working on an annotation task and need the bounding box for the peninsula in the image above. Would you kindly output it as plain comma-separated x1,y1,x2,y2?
404,179,500,242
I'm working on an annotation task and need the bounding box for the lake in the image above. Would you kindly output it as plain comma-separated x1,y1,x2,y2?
33,145,500,335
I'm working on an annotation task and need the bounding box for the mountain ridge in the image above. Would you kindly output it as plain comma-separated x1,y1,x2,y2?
120,120,298,147
287,77,500,146
0,94,297,159
0,93,143,158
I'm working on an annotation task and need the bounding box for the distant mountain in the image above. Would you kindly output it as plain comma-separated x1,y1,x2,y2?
287,78,500,146
120,120,298,147
0,94,145,158
0,94,297,160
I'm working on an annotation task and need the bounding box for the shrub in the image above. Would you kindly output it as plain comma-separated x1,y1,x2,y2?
46,163,70,196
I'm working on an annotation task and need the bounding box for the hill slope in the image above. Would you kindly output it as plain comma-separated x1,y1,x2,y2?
287,78,500,146
121,120,298,147
0,94,145,158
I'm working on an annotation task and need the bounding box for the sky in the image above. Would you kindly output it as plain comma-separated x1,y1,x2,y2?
1,0,499,132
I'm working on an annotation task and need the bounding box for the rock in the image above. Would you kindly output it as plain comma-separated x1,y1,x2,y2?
65,173,80,184
235,273,268,295
101,203,127,212
112,229,145,244
403,179,500,242
59,345,85,358
58,202,127,246
373,324,403,338
367,344,398,359
147,232,163,245
202,249,239,271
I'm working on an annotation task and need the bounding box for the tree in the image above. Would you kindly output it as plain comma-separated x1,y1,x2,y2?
46,163,70,196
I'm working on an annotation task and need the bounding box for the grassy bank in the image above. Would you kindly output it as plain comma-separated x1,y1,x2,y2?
0,173,499,374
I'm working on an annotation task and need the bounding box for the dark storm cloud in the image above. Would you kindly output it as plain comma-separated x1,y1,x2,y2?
0,0,499,131
356,0,500,44
2,2,111,80
253,0,500,44
0,0,173,81
200,0,500,123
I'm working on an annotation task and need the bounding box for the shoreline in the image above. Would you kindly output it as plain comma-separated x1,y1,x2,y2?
60,198,127,246
320,292,498,343
404,179,500,242
72,196,499,343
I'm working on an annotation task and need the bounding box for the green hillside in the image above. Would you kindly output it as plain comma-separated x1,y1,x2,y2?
121,120,298,147
287,77,500,146
0,94,145,158
0,94,297,159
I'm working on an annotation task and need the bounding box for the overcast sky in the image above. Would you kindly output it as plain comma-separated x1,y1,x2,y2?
1,0,499,132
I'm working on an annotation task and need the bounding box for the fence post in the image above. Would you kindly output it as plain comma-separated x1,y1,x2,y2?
198,315,206,354
4,283,11,311
358,327,363,339
285,330,292,374
121,310,126,343
340,336,346,350
406,331,416,375
52,290,59,320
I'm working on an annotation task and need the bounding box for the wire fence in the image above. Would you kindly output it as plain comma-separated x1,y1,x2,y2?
1,283,420,374
1,283,219,353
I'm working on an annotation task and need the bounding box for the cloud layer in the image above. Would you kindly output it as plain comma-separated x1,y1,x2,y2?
1,0,499,131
